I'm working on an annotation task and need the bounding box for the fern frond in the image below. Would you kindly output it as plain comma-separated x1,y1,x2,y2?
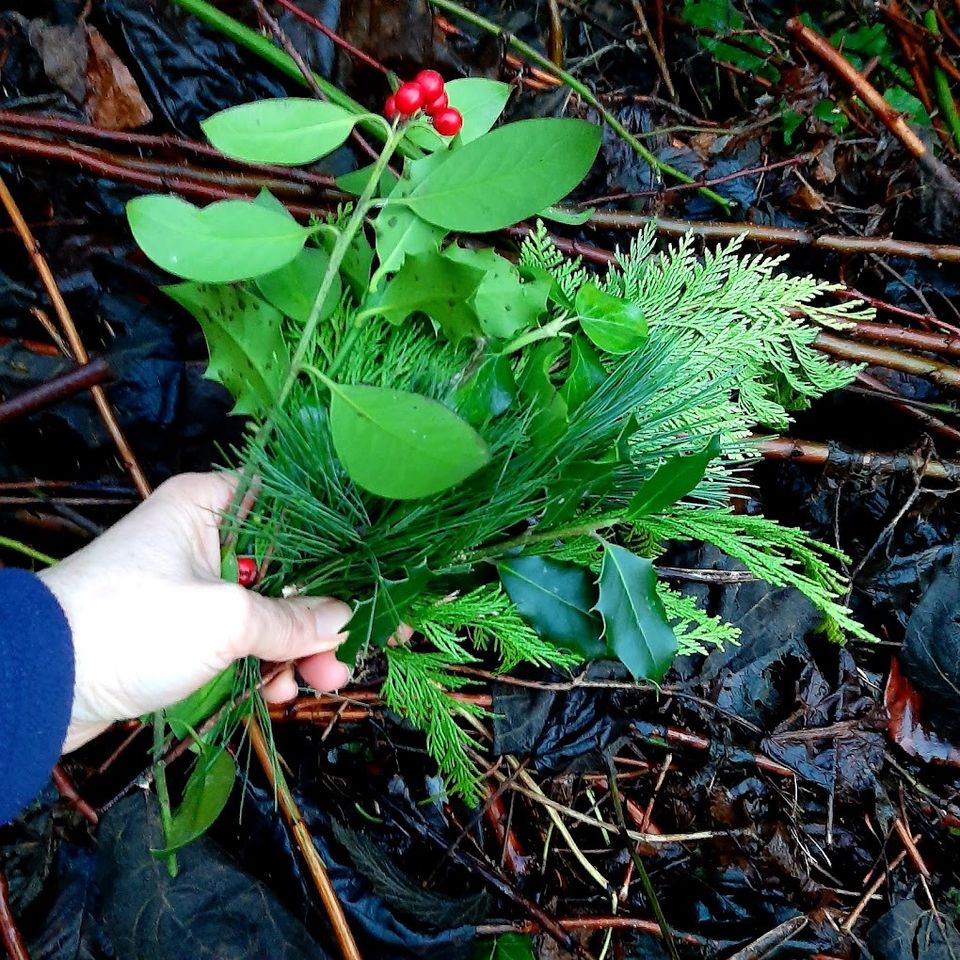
382,646,488,805
518,221,588,301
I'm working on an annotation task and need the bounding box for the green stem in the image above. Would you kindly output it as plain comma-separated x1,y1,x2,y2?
0,536,56,566
925,11,960,152
425,0,731,212
170,0,416,156
153,714,178,877
503,315,576,353
464,512,622,564
225,124,404,530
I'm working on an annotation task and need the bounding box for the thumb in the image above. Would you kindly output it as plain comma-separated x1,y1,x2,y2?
238,593,352,662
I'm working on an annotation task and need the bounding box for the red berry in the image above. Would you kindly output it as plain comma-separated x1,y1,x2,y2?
237,556,258,588
432,107,463,137
425,91,449,116
414,69,445,102
394,82,425,115
384,95,398,119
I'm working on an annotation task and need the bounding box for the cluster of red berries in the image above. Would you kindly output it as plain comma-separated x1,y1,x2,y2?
385,70,463,137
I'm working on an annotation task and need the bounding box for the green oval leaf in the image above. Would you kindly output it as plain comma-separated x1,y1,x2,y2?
128,195,310,283
328,383,490,499
445,77,511,143
155,749,236,855
499,555,603,659
576,283,648,354
560,334,608,412
403,118,602,232
202,98,360,164
254,246,342,323
626,435,722,519
595,545,678,681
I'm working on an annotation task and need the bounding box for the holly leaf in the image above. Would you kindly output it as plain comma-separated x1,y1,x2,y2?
519,340,568,445
327,382,490,499
154,749,236,856
576,282,648,354
626,435,721,519
127,195,310,283
499,555,604,659
254,246,342,323
560,334,608,412
594,545,677,681
365,250,485,341
202,98,361,164
455,353,517,426
404,118,602,232
445,245,550,339
373,206,447,285
339,564,432,666
164,282,289,416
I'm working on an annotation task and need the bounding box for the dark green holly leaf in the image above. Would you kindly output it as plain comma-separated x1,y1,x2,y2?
404,118,602,232
339,564,432,666
154,749,236,855
560,335,609,412
164,282,289,416
127,195,310,283
365,250,485,341
626,435,721,519
254,246,342,323
499,555,604,659
595,545,677,681
445,245,550,339
576,282,648,354
455,353,517,426
327,382,490,498
519,340,568,445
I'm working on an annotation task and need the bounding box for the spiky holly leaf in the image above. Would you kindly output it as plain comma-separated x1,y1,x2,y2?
594,544,677,681
164,283,289,416
364,250,485,341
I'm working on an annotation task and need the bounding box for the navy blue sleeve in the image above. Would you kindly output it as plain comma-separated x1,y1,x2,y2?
0,569,74,824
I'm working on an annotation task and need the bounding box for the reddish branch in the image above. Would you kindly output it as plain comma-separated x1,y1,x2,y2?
815,331,960,389
786,17,960,204
51,763,99,826
0,871,29,960
0,357,112,425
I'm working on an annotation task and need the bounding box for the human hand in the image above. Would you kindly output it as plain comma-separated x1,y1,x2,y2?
38,473,352,752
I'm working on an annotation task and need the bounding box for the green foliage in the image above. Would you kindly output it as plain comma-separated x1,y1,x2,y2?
658,584,741,656
164,283,289,416
255,247,342,323
201,98,364,164
595,544,678,681
326,382,491,499
576,282,648,354
128,195,310,282
680,0,780,83
473,933,536,960
627,435,721,519
403,119,602,231
382,646,488,805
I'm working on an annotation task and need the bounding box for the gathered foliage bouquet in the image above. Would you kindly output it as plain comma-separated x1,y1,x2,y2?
126,74,872,852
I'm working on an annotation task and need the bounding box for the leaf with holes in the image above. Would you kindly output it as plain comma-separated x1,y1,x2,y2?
128,195,310,283
164,282,290,416
627,435,721,519
595,544,677,681
327,382,490,499
499,555,603,659
202,98,362,164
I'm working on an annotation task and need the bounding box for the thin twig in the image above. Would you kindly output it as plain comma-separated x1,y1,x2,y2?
0,356,112,425
51,764,99,826
0,174,151,499
246,716,362,960
0,871,29,960
842,831,920,932
725,915,810,960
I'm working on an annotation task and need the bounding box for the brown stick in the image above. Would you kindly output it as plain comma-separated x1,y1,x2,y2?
582,210,960,262
854,369,960,444
786,17,960,204
842,832,920,932
848,320,960,357
757,436,960,480
0,871,29,960
51,763,99,826
726,916,809,960
0,356,112,425
0,174,151,498
815,331,960,389
246,717,362,960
